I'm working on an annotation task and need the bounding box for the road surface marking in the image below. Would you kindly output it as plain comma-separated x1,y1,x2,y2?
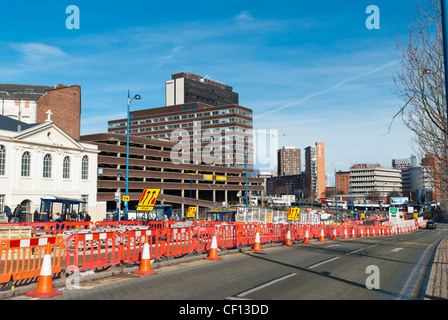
391,247,403,252
308,257,340,269
347,248,364,255
231,273,297,299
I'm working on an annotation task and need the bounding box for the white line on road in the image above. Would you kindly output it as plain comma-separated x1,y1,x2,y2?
231,273,297,299
346,248,364,255
308,257,340,269
391,247,403,252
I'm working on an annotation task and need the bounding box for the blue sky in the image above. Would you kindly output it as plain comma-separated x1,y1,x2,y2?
0,0,426,174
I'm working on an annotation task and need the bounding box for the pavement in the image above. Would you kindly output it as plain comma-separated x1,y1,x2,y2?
1,232,447,300
425,234,448,300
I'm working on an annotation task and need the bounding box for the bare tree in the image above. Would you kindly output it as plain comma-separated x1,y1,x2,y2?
393,0,448,218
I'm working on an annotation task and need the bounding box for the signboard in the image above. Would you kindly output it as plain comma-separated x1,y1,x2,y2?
114,192,120,203
391,197,409,206
122,196,130,202
187,206,197,218
136,189,160,211
216,176,227,181
287,208,301,221
266,213,273,222
203,175,213,181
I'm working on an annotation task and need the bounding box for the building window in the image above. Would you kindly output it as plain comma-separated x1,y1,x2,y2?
81,195,88,211
63,156,70,179
43,154,52,178
0,194,4,217
0,145,5,176
21,151,31,177
81,155,88,180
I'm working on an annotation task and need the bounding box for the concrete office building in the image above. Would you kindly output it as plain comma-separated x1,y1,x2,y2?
401,166,434,202
165,72,239,107
108,73,254,169
350,164,402,203
277,146,301,176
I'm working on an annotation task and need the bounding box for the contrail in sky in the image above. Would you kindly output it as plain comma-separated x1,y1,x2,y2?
255,60,399,119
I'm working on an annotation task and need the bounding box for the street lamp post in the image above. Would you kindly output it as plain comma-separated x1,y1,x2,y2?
441,1,448,125
125,90,141,221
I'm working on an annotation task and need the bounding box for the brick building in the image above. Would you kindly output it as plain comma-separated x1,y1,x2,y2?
0,84,81,140
277,146,301,176
335,171,350,195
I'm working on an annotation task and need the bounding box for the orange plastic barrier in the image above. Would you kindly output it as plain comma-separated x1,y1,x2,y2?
121,229,163,263
65,231,121,272
0,236,65,284
165,227,195,257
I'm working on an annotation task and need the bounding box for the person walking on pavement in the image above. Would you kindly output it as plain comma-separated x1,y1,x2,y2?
12,204,21,223
33,209,40,222
4,205,12,222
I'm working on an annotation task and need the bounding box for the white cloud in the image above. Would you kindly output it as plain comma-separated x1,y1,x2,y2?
235,10,255,21
9,42,67,64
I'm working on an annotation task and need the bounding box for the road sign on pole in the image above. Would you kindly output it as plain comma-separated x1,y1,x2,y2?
136,189,160,211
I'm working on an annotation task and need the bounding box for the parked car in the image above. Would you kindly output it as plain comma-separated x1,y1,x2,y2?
426,221,436,229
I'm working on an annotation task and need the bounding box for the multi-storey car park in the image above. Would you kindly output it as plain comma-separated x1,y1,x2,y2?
80,133,264,217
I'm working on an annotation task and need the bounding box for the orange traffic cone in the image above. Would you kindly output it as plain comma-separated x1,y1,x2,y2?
366,228,370,237
204,230,223,260
303,229,310,244
343,228,348,240
133,235,158,274
360,228,364,238
26,244,62,298
284,227,293,247
318,228,326,242
251,228,264,252
331,228,338,241
351,228,356,239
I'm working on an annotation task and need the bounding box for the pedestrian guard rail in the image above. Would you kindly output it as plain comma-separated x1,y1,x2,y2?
0,218,426,285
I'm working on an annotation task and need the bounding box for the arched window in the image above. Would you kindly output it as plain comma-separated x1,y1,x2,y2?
21,151,31,177
43,154,52,178
0,145,5,176
81,155,88,180
63,156,70,179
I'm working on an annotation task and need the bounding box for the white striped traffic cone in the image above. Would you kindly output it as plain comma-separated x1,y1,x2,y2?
26,244,62,298
133,235,158,275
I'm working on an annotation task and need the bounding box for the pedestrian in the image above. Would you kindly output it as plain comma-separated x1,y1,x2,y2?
12,204,21,223
85,212,91,221
33,209,39,222
53,212,62,222
4,205,12,222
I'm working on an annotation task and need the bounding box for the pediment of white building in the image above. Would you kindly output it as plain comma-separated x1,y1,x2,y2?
12,122,86,151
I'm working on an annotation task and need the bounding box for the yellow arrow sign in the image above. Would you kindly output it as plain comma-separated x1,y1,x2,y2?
287,208,301,221
137,189,160,211
187,206,197,218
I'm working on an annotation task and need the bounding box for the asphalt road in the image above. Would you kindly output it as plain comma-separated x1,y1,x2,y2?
9,223,447,302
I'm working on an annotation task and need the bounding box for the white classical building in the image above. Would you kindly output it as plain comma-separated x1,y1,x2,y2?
0,114,99,222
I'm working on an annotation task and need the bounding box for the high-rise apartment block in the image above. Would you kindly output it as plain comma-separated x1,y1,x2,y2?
166,72,239,107
277,146,301,176
108,73,253,169
305,142,325,199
